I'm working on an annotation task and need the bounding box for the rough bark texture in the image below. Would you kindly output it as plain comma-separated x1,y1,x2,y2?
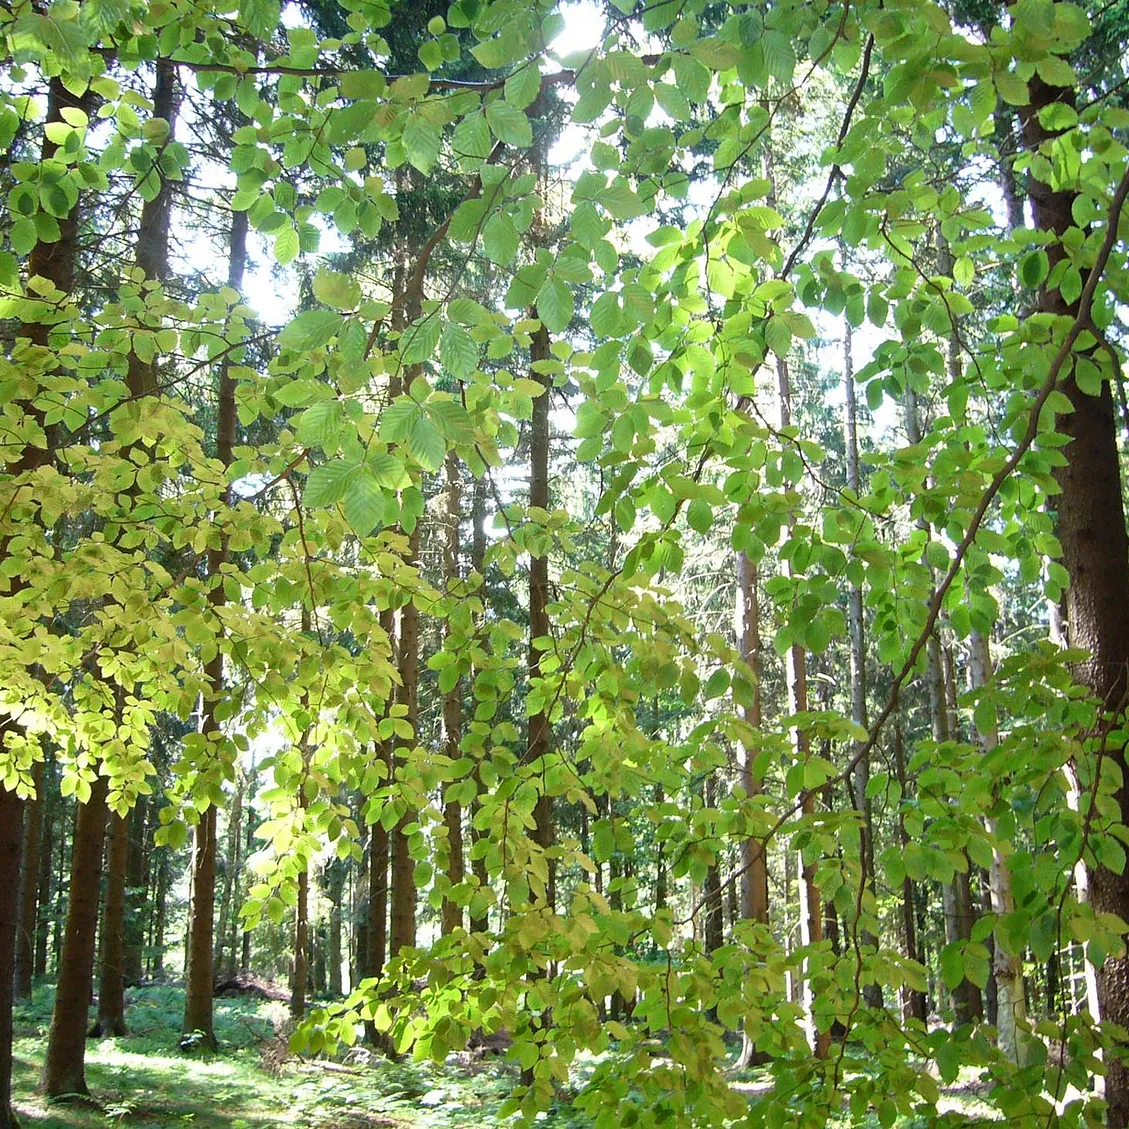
468,476,491,935
1020,74,1129,1127
291,867,309,1020
122,797,148,986
183,807,218,1049
736,552,768,925
41,774,109,1098
367,736,390,977
93,813,129,1036
528,319,554,909
775,352,827,1057
182,203,244,1054
1,784,22,1128
34,760,54,979
441,451,464,936
892,716,927,1024
14,759,44,1000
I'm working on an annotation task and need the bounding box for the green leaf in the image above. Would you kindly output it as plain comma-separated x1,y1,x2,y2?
440,321,479,378
537,277,573,333
342,469,384,535
239,0,280,38
403,114,441,174
408,415,445,471
504,65,541,110
482,212,518,265
304,460,360,508
296,401,343,447
279,309,343,350
313,268,361,311
401,316,441,365
380,400,421,442
274,223,299,264
368,452,411,489
687,497,712,534
485,100,533,148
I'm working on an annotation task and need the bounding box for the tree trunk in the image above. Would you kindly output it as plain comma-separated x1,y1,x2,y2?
291,867,309,1020
842,319,882,1010
34,758,54,980
367,750,389,977
528,318,554,909
892,714,927,1024
0,785,22,1129
1021,73,1129,1127
735,552,769,925
93,813,129,1036
326,861,344,997
441,451,464,936
122,797,148,986
775,350,828,1058
216,772,244,978
703,777,723,954
468,476,491,935
40,775,109,1098
14,760,44,1000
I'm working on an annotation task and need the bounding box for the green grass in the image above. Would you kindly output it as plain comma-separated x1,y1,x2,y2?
11,986,521,1129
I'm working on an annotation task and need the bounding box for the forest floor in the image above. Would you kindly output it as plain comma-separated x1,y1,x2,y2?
11,986,538,1129
10,986,997,1128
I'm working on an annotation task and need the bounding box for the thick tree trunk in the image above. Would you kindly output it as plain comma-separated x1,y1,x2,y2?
183,808,217,1048
14,760,44,1000
93,814,129,1036
528,319,554,909
441,451,464,936
40,775,109,1098
1020,74,1129,1127
1,785,22,1129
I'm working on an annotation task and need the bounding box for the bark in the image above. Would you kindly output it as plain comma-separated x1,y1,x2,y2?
2,82,96,1109
122,797,147,985
291,867,309,1020
183,808,218,1048
34,758,54,979
842,320,882,1010
892,715,927,1024
0,785,22,1128
1020,74,1129,1127
325,860,344,997
703,777,723,953
528,318,554,908
468,476,491,935
40,775,109,1098
441,451,464,936
968,629,1030,1062
93,813,129,1036
773,350,827,1057
367,746,390,977
735,552,768,924
215,773,244,978
14,760,44,1000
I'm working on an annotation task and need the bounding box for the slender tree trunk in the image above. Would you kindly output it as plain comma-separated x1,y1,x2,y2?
468,476,491,935
892,714,927,1023
1019,73,1129,1126
93,812,129,1036
122,798,147,986
528,318,554,908
14,760,44,1000
774,351,828,1058
736,552,769,925
291,867,309,1020
703,777,723,954
40,775,109,1098
34,759,54,980
326,861,344,997
183,199,244,1052
842,320,882,1009
216,773,244,978
368,747,390,977
441,451,464,936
